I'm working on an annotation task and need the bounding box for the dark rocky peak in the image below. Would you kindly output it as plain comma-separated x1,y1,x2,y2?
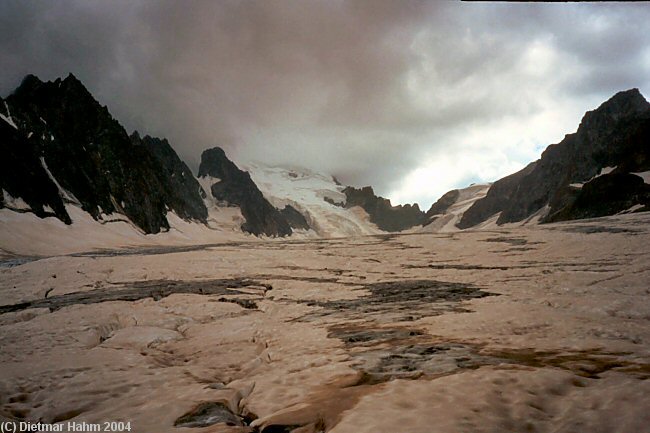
7,73,123,148
459,89,650,229
572,89,650,147
130,130,142,142
343,186,425,232
426,189,460,218
1,73,208,234
198,147,292,237
11,74,44,95
12,73,96,112
130,132,208,223
578,89,649,131
457,161,537,229
198,147,244,181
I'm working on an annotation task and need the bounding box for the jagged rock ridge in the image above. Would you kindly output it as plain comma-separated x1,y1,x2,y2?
425,189,460,222
343,186,425,232
459,89,650,229
198,147,293,237
418,183,491,233
130,133,208,223
0,74,207,233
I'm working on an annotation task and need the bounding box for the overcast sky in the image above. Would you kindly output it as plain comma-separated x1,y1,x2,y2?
2,1,650,209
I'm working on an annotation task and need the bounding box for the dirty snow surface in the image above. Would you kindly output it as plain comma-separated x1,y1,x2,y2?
1,213,650,433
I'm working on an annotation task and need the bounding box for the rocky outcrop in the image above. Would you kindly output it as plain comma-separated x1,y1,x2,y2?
0,74,207,233
545,173,650,222
0,111,70,223
425,189,460,219
457,162,537,229
459,89,650,228
343,186,426,232
198,147,292,237
420,184,491,232
131,133,207,222
280,204,310,230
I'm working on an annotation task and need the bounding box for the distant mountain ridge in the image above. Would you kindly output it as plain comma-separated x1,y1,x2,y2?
342,186,426,232
458,89,650,229
2,74,649,241
0,73,421,239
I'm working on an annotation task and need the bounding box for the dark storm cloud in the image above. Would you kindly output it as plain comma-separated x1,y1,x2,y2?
1,1,649,205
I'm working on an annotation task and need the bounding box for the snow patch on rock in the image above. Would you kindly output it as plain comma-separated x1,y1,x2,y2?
39,157,81,205
632,171,650,184
1,189,31,211
0,101,18,129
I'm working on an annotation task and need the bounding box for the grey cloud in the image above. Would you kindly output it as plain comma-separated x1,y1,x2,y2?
1,1,649,204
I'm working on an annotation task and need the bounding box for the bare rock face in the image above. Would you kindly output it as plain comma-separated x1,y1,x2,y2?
0,74,207,233
343,186,426,232
545,173,650,222
280,204,310,230
459,89,650,228
0,108,70,223
457,162,537,229
198,147,292,237
426,189,460,219
130,133,207,223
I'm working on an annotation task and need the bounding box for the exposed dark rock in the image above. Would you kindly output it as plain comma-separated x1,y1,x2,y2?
306,279,495,322
131,133,207,222
198,147,292,237
343,186,426,232
0,278,263,314
174,402,243,428
323,196,344,207
1,74,207,233
329,326,424,346
0,112,71,223
457,162,537,229
217,297,259,310
425,189,459,218
459,89,650,228
545,173,650,222
423,189,460,226
280,204,310,230
259,424,303,433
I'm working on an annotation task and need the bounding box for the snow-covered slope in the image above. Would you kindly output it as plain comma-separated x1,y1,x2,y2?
1,174,250,256
0,202,250,256
245,163,382,237
418,183,491,233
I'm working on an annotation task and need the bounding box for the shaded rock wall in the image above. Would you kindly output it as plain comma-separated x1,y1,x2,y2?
198,147,292,237
1,74,207,233
459,89,650,228
343,186,425,232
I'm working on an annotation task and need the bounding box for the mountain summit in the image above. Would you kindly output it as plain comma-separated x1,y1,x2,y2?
198,147,293,237
0,74,207,233
2,75,648,241
458,88,650,229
